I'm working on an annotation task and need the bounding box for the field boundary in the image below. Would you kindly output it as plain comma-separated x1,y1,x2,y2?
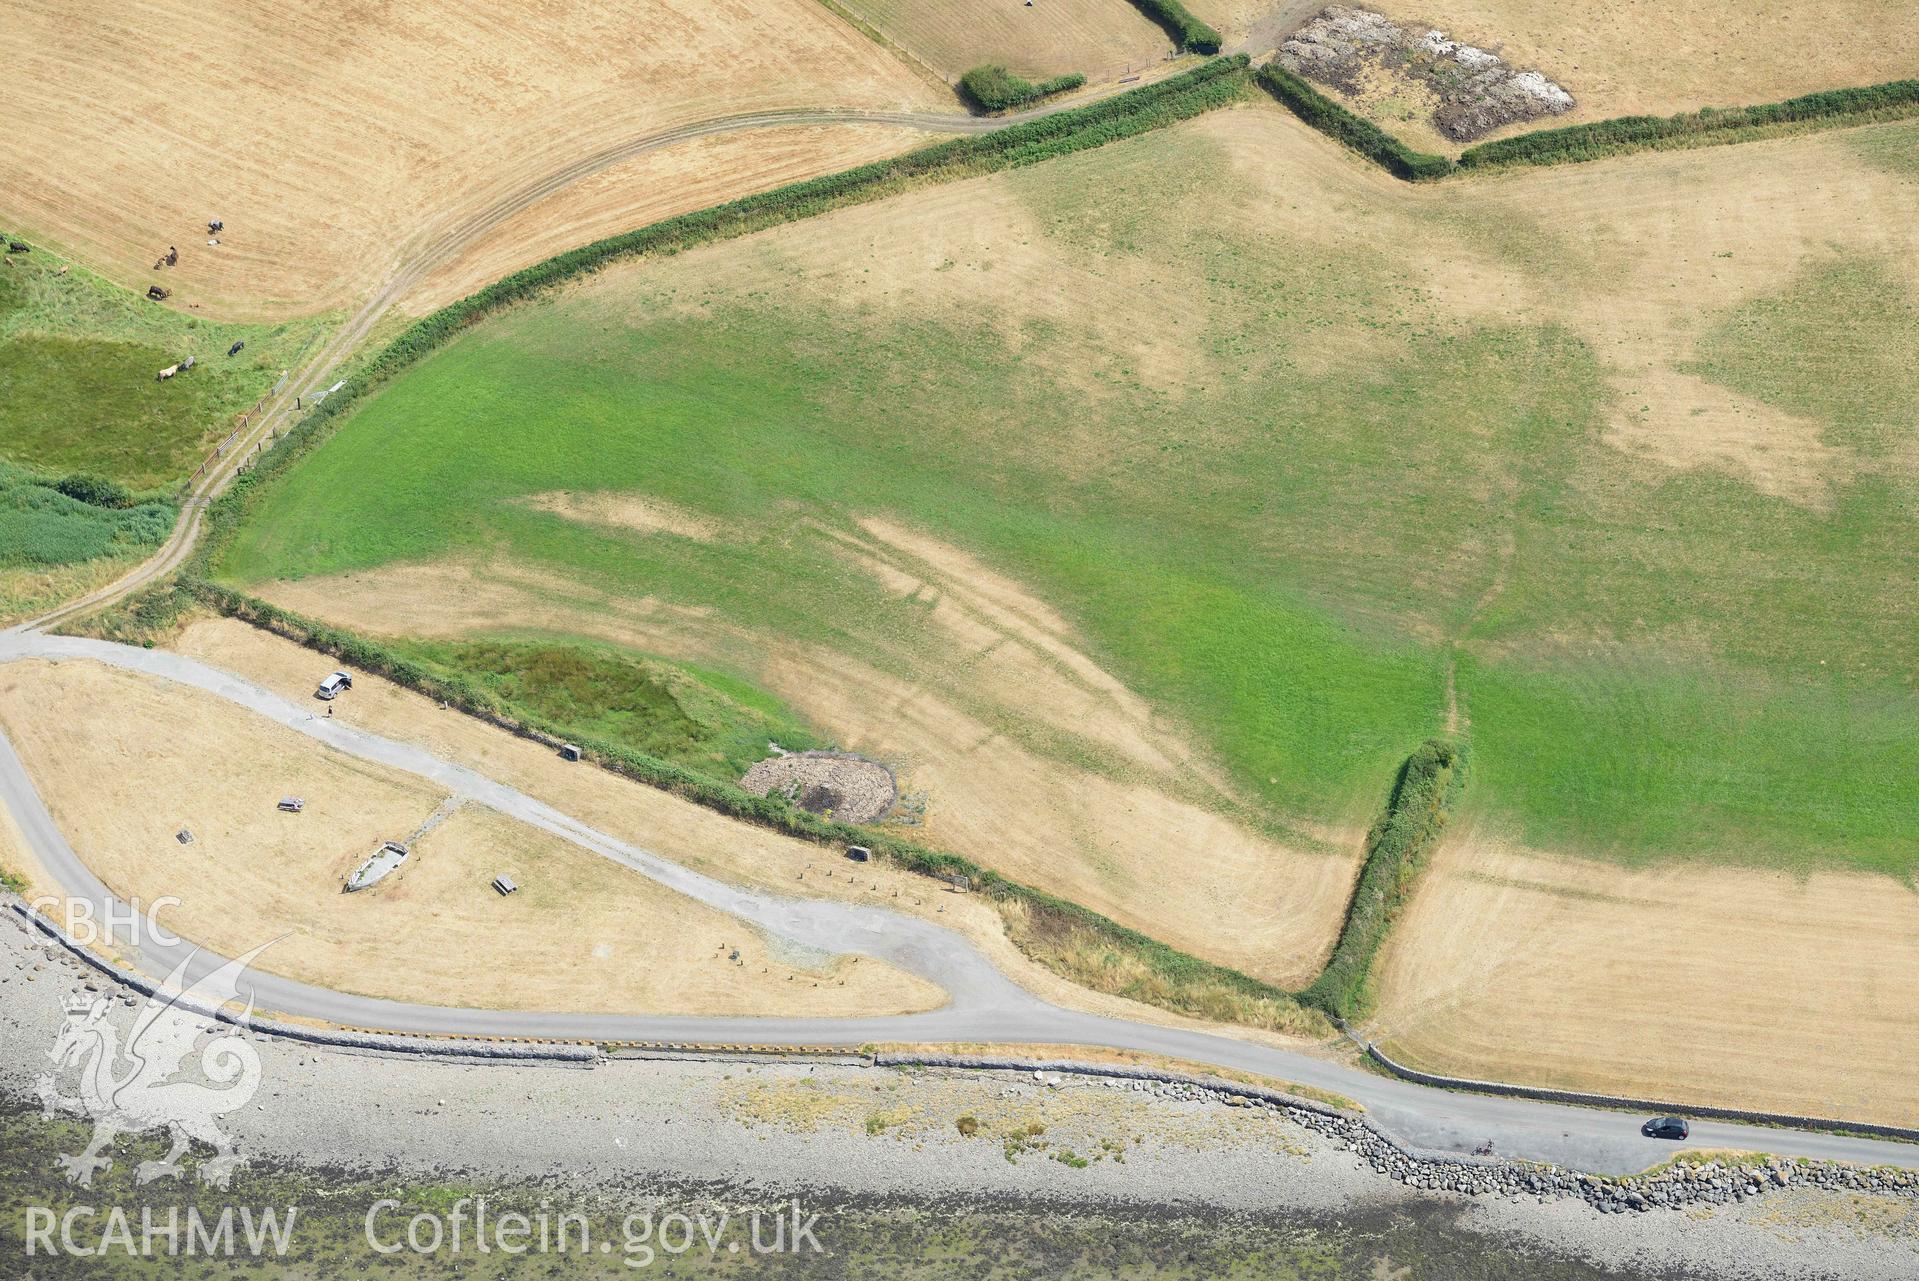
190,56,1251,584
1365,1040,1919,1145
1254,65,1919,181
171,580,1319,1034
1459,78,1919,170
1253,62,1453,180
1302,740,1464,1018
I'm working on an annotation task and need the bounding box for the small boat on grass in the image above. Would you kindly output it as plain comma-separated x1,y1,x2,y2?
345,842,408,893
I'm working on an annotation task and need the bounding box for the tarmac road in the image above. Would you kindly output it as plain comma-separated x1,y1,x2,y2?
0,632,1913,1177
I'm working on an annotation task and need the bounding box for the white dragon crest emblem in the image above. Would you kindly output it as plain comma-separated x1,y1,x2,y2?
35,943,273,1189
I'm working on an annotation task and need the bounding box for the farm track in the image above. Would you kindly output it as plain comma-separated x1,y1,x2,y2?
11,98,1105,637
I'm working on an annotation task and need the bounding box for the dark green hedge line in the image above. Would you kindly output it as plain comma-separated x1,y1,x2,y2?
1254,62,1454,181
184,579,1306,1027
959,66,1087,113
1460,77,1919,170
1301,739,1465,1020
1126,0,1221,54
192,57,1249,575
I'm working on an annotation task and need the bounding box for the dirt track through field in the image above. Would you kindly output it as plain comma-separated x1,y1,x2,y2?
7,94,1107,640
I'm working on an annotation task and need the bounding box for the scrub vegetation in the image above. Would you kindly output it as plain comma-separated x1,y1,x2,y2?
959,66,1087,112
391,638,823,780
0,462,173,624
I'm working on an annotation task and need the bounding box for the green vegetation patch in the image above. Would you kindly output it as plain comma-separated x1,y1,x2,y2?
0,238,326,488
959,66,1085,113
0,463,172,568
391,638,821,779
1460,652,1919,876
1125,0,1220,53
1684,253,1919,468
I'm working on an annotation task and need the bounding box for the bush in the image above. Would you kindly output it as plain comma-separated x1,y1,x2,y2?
52,472,133,509
1255,63,1454,181
1300,739,1465,1020
0,467,173,568
959,66,1086,113
1460,77,1919,170
1126,0,1221,53
956,1116,980,1137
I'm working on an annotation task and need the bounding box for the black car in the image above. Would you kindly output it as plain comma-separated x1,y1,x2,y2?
1641,1116,1690,1140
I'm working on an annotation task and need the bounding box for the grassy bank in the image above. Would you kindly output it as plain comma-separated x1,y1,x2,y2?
1301,740,1463,1020
389,637,823,780
0,237,325,488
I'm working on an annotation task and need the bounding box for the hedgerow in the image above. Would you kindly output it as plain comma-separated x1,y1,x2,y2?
959,66,1086,113
180,52,1331,1034
192,56,1251,577
1460,78,1919,170
1300,739,1465,1020
185,580,1313,1030
1126,0,1221,54
1254,62,1454,181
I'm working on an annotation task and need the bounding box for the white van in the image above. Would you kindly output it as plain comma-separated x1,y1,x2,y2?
315,670,353,700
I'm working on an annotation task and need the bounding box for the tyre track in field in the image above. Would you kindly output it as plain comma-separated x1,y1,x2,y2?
13,96,1113,636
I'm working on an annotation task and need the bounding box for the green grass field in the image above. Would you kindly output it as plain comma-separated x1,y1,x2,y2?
219,109,1919,874
0,239,327,489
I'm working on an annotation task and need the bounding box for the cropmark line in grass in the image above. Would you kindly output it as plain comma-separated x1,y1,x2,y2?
187,55,1250,582
178,579,1325,1036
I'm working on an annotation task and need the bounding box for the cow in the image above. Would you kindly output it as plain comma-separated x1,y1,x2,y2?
228,340,245,357
157,364,180,382
146,285,170,301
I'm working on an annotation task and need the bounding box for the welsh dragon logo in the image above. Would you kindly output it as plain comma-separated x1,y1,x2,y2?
35,944,272,1188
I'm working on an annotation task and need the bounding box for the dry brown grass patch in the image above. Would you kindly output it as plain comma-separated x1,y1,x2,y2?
834,0,1173,81
1369,824,1919,1125
0,657,941,1017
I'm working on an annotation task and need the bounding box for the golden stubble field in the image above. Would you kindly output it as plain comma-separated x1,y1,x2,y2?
1371,826,1919,1125
833,0,1174,80
0,0,944,318
0,657,944,1018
